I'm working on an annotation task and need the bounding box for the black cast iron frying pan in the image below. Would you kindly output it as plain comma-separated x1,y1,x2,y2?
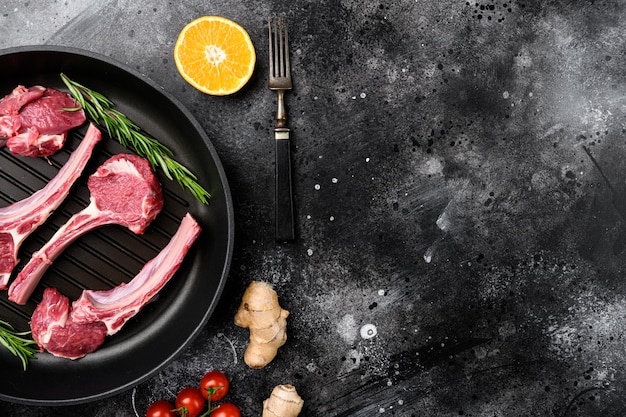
0,46,234,405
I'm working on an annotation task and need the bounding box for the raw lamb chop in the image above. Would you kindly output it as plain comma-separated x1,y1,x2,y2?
0,85,86,156
30,213,202,359
6,128,67,158
8,153,163,304
0,85,45,146
18,88,86,135
29,288,108,359
0,123,102,289
0,85,45,116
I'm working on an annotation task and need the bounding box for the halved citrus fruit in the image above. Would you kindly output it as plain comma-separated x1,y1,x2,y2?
174,16,256,96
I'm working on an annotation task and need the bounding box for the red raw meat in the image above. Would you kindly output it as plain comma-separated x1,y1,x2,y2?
19,88,86,135
0,114,21,145
0,86,45,144
6,128,66,157
30,287,107,360
0,85,45,116
30,213,202,359
0,86,86,157
0,123,102,289
8,153,163,304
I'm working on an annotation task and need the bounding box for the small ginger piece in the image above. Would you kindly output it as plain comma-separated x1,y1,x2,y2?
234,281,289,368
262,384,304,417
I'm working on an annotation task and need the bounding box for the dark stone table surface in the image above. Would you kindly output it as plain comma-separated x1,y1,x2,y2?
2,0,626,416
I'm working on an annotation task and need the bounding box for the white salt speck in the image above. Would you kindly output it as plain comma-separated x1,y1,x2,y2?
318,155,323,159
379,408,385,413
314,96,319,100
330,216,335,221
360,323,377,339
306,215,311,219
398,400,404,405
503,91,510,99
366,157,370,162
424,245,435,263
352,96,357,100
307,248,313,256
314,184,321,190
436,210,451,231
387,379,393,386
378,289,386,296
360,92,367,99
332,177,338,183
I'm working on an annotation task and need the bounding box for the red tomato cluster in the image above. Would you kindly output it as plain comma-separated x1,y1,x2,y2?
146,370,241,417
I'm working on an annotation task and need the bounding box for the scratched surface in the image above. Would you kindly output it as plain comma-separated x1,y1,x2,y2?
2,0,626,416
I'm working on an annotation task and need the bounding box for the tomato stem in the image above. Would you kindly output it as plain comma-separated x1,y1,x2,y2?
201,384,225,416
174,406,189,417
204,385,224,397
198,403,218,417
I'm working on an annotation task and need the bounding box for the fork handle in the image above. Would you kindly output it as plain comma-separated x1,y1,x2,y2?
275,128,295,241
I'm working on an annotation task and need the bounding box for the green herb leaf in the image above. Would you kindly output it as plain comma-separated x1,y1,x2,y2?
0,320,39,371
60,73,211,204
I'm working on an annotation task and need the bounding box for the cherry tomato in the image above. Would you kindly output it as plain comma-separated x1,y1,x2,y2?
146,400,176,417
210,402,241,417
175,387,206,417
199,370,230,401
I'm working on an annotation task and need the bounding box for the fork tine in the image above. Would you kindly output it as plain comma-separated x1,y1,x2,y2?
268,18,274,78
283,19,290,78
278,17,285,77
278,17,289,78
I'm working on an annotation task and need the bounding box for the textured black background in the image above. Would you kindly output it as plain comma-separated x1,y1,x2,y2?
2,0,626,416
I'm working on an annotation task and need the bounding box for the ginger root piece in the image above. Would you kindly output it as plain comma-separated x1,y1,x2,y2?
234,281,289,368
262,384,304,417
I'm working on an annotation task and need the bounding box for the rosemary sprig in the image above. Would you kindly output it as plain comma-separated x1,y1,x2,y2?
0,320,38,371
60,73,211,205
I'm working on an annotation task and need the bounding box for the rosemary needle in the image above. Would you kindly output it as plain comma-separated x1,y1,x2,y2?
0,320,39,371
60,73,211,205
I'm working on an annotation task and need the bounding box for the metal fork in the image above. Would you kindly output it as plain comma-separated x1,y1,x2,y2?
269,16,295,241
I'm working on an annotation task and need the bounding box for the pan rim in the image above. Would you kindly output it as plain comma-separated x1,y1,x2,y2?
0,45,235,405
